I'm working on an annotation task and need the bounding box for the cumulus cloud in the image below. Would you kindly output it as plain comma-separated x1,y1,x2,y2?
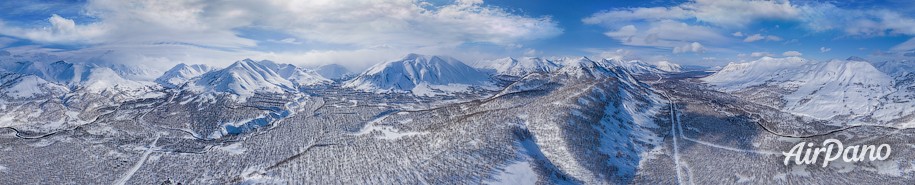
820,47,831,53
673,42,705,54
0,14,107,43
732,31,744,37
782,50,802,56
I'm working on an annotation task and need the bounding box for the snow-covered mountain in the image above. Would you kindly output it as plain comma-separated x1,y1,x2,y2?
0,72,69,99
344,53,491,96
2,60,153,94
553,57,619,79
652,61,682,73
257,60,331,87
315,64,354,80
9,61,93,86
475,57,560,76
187,59,297,97
156,63,218,88
78,67,153,94
598,58,664,75
102,63,163,81
872,59,915,77
703,57,895,121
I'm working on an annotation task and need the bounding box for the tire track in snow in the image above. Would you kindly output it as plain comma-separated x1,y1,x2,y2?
114,134,160,185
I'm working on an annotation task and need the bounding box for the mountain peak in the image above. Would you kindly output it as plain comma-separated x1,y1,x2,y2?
156,63,217,88
478,57,559,76
187,59,328,98
345,54,489,95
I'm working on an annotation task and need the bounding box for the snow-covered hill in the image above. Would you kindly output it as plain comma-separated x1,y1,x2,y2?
703,57,895,121
344,53,491,96
599,58,663,75
257,60,331,87
475,57,560,76
315,64,354,80
652,61,682,73
553,57,618,79
187,59,297,97
2,60,154,94
156,63,218,88
102,63,163,81
9,61,93,86
0,72,69,99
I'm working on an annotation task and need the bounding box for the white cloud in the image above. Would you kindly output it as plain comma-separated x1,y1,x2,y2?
750,52,772,57
800,4,915,37
743,33,782,42
820,47,832,53
210,0,563,47
594,49,633,60
587,1,915,39
687,0,800,27
584,0,799,28
732,31,744,37
583,6,691,26
743,34,764,42
275,38,302,44
0,14,107,44
891,37,915,51
765,35,782,41
782,50,802,57
0,37,16,48
604,20,726,51
0,0,563,69
673,42,705,54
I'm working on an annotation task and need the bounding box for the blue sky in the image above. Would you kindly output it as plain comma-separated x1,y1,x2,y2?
0,0,913,69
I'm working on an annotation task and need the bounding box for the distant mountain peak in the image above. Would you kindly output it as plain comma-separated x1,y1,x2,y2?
344,53,490,96
186,59,328,98
156,63,217,88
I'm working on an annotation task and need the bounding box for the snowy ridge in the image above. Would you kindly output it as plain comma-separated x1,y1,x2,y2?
188,59,296,97
10,61,93,86
257,60,331,87
653,61,682,73
344,53,491,96
599,58,663,75
79,67,154,94
0,72,68,99
475,57,560,76
156,63,218,88
553,57,621,79
1,60,153,95
703,57,895,120
102,63,163,81
315,64,354,80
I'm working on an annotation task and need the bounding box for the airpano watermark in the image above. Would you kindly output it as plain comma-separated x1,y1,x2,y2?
782,139,891,167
